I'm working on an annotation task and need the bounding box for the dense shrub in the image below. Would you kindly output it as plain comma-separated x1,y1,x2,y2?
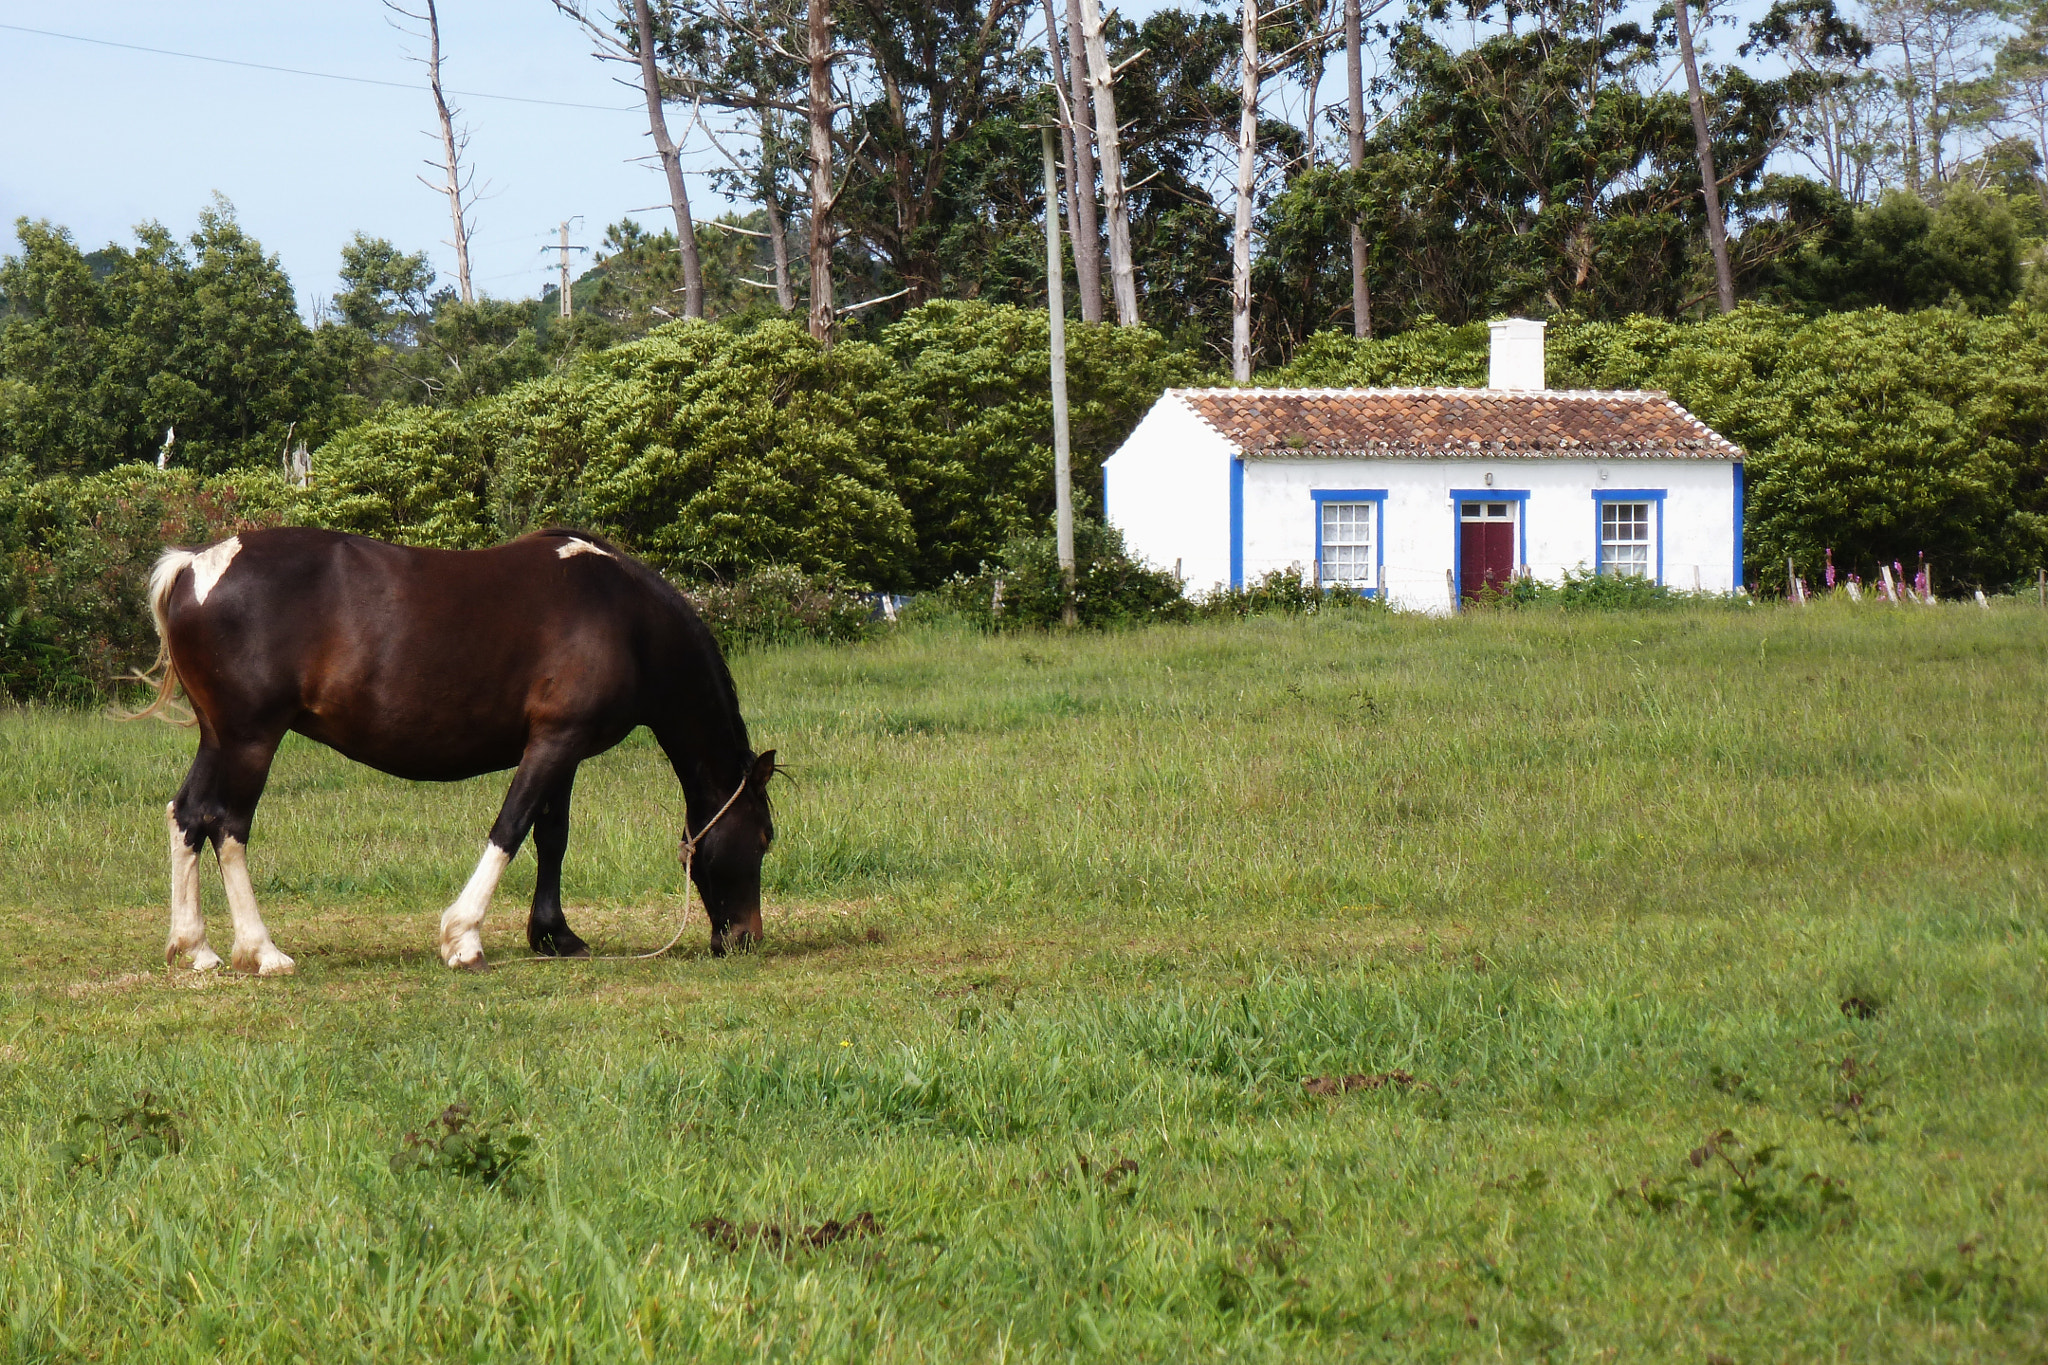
875,301,1204,583
919,520,1191,630
0,467,300,700
685,565,876,651
1195,567,1385,620
305,405,491,548
306,304,1197,590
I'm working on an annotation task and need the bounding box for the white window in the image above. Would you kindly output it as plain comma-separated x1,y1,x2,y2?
1320,501,1375,586
1600,501,1653,576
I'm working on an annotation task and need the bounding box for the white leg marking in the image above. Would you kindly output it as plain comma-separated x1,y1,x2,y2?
164,803,221,971
188,536,242,604
219,837,294,976
555,537,613,560
438,844,510,969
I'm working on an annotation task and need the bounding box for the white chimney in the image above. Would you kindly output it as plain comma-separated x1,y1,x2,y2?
1488,317,1546,391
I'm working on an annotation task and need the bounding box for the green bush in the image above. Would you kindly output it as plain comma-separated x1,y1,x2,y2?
483,321,914,586
1196,567,1385,620
308,304,1199,591
685,565,876,652
921,520,1190,630
0,467,301,699
304,406,491,548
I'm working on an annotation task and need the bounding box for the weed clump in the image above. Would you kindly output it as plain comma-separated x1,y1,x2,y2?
694,1211,882,1255
1896,1237,2029,1323
389,1103,534,1189
56,1089,184,1174
1614,1129,1855,1231
1300,1070,1431,1096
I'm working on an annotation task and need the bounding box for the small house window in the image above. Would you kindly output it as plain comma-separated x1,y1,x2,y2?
1320,501,1375,587
1600,501,1653,576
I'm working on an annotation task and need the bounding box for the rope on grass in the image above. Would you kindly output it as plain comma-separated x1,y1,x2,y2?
503,774,753,967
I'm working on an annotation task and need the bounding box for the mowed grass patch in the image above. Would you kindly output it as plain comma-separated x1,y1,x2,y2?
0,601,2043,1360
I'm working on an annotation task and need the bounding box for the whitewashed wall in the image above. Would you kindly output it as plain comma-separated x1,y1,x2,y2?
1101,396,1236,591
1241,457,1741,612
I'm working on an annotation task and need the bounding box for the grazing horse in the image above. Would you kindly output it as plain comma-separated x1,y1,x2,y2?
141,526,775,974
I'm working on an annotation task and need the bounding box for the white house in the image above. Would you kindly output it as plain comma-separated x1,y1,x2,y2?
1102,319,1745,611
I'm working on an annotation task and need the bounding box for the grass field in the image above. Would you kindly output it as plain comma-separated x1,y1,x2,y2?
0,600,2044,1361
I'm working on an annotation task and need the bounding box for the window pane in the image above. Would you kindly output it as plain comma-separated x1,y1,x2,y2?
1320,501,1374,585
1487,502,1508,518
1600,501,1653,577
1461,502,1481,518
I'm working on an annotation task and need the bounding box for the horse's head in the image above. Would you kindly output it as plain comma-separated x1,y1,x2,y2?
687,749,777,956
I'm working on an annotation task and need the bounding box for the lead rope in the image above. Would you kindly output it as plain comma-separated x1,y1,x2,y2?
504,775,752,967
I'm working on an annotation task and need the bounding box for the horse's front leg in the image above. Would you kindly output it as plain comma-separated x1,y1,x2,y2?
526,771,589,957
438,742,580,970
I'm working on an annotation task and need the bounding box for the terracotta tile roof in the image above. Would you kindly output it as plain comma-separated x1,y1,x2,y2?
1171,387,1743,460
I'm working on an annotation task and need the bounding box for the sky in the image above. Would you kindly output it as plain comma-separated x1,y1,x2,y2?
1,1,1761,320
0,2,734,316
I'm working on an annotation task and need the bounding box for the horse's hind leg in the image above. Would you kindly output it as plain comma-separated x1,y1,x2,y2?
165,800,220,971
172,735,293,977
526,771,589,958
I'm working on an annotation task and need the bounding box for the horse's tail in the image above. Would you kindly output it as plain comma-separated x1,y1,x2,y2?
116,549,200,726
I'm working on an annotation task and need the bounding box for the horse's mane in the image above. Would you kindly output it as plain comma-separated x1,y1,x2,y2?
528,527,755,767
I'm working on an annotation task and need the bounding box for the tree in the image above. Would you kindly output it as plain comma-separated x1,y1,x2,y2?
1744,0,1886,201
1078,0,1142,323
0,203,341,477
554,0,708,318
1771,181,2022,310
1674,0,1738,312
1345,0,1372,336
1864,0,2007,194
1057,0,1106,320
386,0,479,304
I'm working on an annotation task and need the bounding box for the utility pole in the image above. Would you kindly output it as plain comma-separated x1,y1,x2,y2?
559,221,573,317
1041,126,1076,627
545,219,588,319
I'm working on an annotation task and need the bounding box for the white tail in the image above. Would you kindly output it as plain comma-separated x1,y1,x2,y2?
121,548,202,725
148,547,198,646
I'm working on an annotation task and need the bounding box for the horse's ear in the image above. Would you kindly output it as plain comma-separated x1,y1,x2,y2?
749,749,777,790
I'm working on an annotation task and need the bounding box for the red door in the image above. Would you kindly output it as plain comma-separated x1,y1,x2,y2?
1459,501,1516,601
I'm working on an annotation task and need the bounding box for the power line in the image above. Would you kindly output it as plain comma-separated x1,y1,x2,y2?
0,21,637,112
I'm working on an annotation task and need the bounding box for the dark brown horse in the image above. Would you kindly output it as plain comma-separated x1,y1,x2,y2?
142,526,774,973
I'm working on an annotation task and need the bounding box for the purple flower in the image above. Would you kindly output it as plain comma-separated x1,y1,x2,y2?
1824,547,1836,590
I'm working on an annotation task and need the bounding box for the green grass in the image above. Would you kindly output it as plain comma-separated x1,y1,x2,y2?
1,600,2044,1361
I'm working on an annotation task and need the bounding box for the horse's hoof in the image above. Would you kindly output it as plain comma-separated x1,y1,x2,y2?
256,949,296,977
454,953,491,972
530,932,589,959
170,944,223,971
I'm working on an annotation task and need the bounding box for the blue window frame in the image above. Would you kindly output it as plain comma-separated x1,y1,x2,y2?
1310,489,1386,595
1592,488,1667,583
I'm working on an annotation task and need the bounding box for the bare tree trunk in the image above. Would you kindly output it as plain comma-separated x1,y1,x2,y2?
419,0,474,304
807,0,837,342
1345,0,1370,337
632,0,704,318
1042,0,1101,323
761,107,796,311
1062,0,1106,322
1232,0,1259,381
1674,0,1735,314
1078,0,1139,325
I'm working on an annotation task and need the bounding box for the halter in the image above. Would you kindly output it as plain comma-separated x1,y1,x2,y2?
511,768,755,965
